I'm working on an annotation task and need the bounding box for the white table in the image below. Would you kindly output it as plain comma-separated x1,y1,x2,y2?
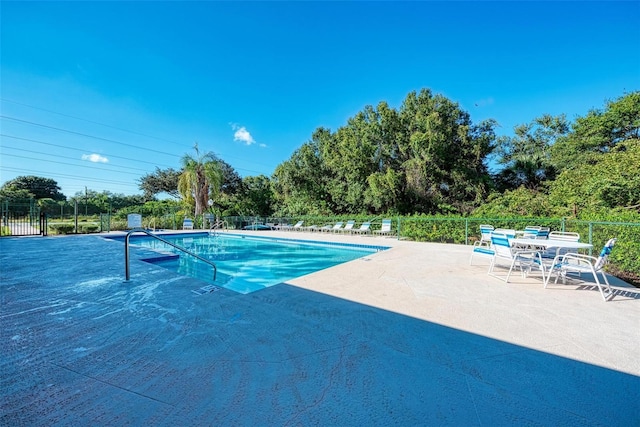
511,238,593,254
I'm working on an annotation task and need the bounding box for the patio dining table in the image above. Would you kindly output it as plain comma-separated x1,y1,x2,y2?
511,238,593,256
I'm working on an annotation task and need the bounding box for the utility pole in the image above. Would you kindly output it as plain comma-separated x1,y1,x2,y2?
85,186,88,216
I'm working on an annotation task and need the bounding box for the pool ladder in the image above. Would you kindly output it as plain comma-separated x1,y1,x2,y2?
209,219,228,236
124,228,217,281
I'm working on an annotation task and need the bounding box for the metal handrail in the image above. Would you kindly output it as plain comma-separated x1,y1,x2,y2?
209,219,228,234
124,228,217,281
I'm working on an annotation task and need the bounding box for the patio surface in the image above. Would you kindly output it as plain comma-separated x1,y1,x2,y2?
1,230,639,426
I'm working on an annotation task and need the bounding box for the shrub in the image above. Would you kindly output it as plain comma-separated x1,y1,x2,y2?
49,223,75,234
79,224,99,233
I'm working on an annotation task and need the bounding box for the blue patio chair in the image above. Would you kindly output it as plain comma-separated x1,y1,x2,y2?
478,224,495,246
544,238,617,301
488,232,545,282
470,242,495,265
535,227,550,239
183,218,194,230
493,228,517,239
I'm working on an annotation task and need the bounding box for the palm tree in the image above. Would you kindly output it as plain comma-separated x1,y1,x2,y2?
178,144,222,216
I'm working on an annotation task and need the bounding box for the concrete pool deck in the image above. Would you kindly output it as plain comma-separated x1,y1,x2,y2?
1,230,639,426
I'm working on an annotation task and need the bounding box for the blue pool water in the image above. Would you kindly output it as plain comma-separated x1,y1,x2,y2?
126,233,388,294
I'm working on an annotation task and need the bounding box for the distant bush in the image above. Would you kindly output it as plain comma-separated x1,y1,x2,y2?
49,223,75,234
79,224,99,233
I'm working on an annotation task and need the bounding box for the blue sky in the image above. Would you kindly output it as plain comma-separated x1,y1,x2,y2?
1,1,638,198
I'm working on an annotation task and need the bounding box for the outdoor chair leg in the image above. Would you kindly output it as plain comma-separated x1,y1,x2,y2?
595,271,613,301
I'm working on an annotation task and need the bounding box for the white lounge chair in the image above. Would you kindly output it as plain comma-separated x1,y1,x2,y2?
323,221,343,233
374,219,393,236
280,221,304,231
183,218,194,230
352,222,371,235
339,220,356,234
544,238,617,301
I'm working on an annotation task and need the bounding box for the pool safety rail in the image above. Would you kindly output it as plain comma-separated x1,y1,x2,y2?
124,228,217,282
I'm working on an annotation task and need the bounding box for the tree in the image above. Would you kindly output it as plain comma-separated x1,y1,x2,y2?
237,175,274,216
493,114,568,191
270,88,496,215
0,175,66,201
394,89,496,214
551,91,640,171
177,144,223,216
549,140,640,215
271,130,333,215
138,168,182,199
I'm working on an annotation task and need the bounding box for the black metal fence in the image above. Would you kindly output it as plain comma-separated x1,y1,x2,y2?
1,210,47,236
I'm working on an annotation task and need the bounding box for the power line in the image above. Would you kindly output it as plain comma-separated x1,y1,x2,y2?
0,131,261,174
0,100,277,173
2,145,153,174
1,115,180,157
0,166,138,186
2,153,145,176
0,98,192,149
0,134,178,170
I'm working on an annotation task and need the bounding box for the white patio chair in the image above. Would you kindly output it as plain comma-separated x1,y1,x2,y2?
477,224,494,246
548,231,580,241
183,218,194,230
470,225,496,265
544,238,617,301
493,228,516,239
522,226,541,239
470,242,495,265
488,232,545,282
535,227,550,239
373,219,393,236
545,231,581,258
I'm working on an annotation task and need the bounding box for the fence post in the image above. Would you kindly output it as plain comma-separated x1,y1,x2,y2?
40,212,47,236
74,200,79,234
396,217,401,240
465,219,469,245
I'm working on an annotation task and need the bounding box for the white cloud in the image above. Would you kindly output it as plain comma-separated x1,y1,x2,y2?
82,153,109,163
230,123,256,145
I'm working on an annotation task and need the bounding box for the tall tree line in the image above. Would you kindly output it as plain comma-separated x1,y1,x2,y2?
272,89,496,215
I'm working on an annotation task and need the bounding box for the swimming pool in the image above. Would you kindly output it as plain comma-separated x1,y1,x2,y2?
120,232,389,294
